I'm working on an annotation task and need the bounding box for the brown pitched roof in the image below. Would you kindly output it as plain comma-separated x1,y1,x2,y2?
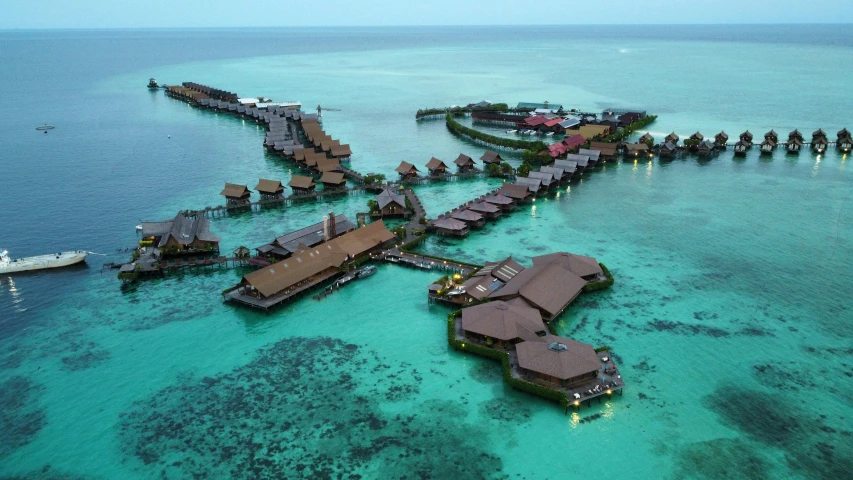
484,195,513,205
292,148,307,161
432,217,467,231
304,150,327,167
220,183,251,198
254,179,284,194
500,184,531,200
319,171,345,185
425,157,448,171
480,150,502,164
320,139,340,152
516,335,600,380
450,209,484,222
532,252,602,279
243,221,394,299
588,142,618,156
316,158,342,173
468,202,500,213
376,187,406,209
516,263,586,318
460,301,546,341
330,144,352,157
288,175,316,190
454,154,475,166
396,161,419,174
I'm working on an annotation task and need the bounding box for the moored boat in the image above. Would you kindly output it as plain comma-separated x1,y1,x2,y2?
0,250,88,274
356,265,377,278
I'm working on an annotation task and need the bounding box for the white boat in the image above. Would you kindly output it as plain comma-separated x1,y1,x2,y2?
506,129,517,134
0,250,88,274
545,131,555,136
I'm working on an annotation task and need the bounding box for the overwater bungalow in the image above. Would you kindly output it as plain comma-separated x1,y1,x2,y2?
516,336,601,388
330,144,353,161
395,161,421,180
454,154,476,173
500,183,533,203
689,132,704,143
468,201,502,219
319,172,346,190
320,138,340,153
316,158,342,174
553,159,578,176
733,140,750,155
697,140,715,157
714,131,729,148
786,130,804,153
639,133,654,145
546,142,568,159
764,130,779,143
140,213,221,257
625,143,650,158
450,209,486,228
739,131,754,146
220,183,252,205
515,177,544,196
760,138,777,154
425,157,449,176
665,132,680,145
812,129,829,152
578,148,602,164
480,150,503,165
588,142,617,160
256,214,355,260
484,194,516,211
291,148,308,164
304,150,328,169
254,179,284,199
564,153,590,169
375,187,408,217
539,166,566,183
288,175,316,195
460,301,547,349
432,217,470,237
528,171,555,189
838,128,852,152
659,141,678,158
226,221,395,310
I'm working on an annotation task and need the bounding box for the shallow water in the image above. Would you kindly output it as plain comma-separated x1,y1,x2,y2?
1,26,852,479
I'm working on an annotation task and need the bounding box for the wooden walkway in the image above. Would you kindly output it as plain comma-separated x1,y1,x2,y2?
379,248,478,276
182,187,364,218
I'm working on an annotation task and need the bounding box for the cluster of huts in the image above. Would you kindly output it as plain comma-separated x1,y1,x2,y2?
442,253,624,401
510,147,609,200
167,81,355,201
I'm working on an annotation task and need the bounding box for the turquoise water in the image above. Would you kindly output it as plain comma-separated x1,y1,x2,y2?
1,27,852,479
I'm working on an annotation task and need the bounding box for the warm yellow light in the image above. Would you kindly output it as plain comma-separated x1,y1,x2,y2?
574,401,580,406
607,390,612,395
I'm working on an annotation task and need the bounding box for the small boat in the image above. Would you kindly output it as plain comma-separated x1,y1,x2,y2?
356,265,377,278
135,224,143,231
0,250,88,274
35,124,55,131
506,129,517,134
147,78,159,89
545,132,555,136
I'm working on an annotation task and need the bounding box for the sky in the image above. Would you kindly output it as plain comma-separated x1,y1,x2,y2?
2,0,852,29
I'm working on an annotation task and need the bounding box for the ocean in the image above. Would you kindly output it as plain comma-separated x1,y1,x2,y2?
0,26,852,479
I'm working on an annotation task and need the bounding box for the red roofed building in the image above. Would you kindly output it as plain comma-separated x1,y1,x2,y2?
544,117,565,132
521,115,548,129
547,143,568,159
562,135,586,150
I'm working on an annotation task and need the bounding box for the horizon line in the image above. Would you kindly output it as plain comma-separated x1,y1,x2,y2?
2,22,852,32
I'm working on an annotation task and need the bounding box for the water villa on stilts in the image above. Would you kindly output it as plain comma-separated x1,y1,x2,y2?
220,183,252,206
255,179,285,199
454,154,476,173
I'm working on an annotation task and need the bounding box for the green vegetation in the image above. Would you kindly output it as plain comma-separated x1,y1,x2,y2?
416,103,511,119
362,173,386,185
367,199,379,214
391,226,407,239
516,163,532,178
583,263,615,292
487,163,501,176
445,114,541,150
594,346,612,353
446,312,569,407
500,162,514,175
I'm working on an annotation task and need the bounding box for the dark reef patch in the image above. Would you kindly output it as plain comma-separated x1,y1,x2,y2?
672,437,773,480
478,398,532,424
703,385,853,479
119,337,507,479
0,465,89,480
0,376,47,459
60,347,110,371
469,360,502,384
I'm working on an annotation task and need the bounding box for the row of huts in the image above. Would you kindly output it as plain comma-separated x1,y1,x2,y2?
394,151,503,181
655,128,852,157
